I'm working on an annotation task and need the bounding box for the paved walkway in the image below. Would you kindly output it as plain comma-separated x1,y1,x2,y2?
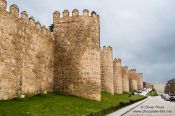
108,96,175,116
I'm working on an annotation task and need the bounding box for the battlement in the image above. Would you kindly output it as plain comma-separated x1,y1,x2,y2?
123,66,128,70
53,9,99,25
0,1,53,38
10,4,19,17
101,46,113,51
21,11,28,20
129,69,136,72
113,58,122,63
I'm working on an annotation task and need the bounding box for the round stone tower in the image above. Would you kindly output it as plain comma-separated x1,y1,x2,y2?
128,69,138,91
137,73,143,90
100,46,114,95
122,66,129,92
53,10,101,101
113,58,123,94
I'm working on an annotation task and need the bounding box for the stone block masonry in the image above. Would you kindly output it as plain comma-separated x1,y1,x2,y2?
137,73,144,90
122,66,129,92
100,46,114,95
53,9,101,101
113,58,123,94
0,2,54,100
128,69,138,91
0,0,144,101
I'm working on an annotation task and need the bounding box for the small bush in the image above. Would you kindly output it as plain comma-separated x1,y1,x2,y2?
147,89,158,96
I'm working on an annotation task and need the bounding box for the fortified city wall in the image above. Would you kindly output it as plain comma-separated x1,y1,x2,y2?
0,0,144,101
0,1,54,100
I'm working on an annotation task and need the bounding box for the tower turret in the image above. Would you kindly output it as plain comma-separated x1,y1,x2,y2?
137,73,143,90
100,46,114,95
122,66,129,92
128,69,138,91
113,58,123,94
53,10,101,101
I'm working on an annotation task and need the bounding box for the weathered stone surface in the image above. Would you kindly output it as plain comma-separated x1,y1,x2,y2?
128,69,138,91
0,0,145,101
122,66,129,92
0,2,54,100
137,73,143,90
113,58,123,94
100,46,114,95
53,10,101,101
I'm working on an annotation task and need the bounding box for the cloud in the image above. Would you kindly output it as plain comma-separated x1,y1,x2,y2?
7,0,175,83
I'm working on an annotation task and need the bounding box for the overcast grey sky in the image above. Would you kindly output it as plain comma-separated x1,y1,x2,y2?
7,0,175,83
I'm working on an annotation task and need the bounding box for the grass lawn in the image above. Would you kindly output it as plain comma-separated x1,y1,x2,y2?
0,93,145,116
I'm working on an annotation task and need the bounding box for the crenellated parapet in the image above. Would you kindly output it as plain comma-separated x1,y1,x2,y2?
53,9,99,25
100,46,113,57
122,66,129,92
53,9,100,48
101,45,113,50
113,58,123,94
0,2,54,39
113,58,122,65
100,45,114,95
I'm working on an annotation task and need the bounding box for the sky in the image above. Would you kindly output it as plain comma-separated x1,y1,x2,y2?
6,0,175,83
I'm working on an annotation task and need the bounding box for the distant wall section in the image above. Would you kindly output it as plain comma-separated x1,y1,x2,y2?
122,66,129,92
113,58,123,94
100,46,114,94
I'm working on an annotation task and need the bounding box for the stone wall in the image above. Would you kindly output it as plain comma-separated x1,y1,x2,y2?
137,73,143,90
122,66,129,92
100,46,114,94
53,9,101,101
113,58,123,94
0,0,145,101
0,2,54,100
128,69,138,91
